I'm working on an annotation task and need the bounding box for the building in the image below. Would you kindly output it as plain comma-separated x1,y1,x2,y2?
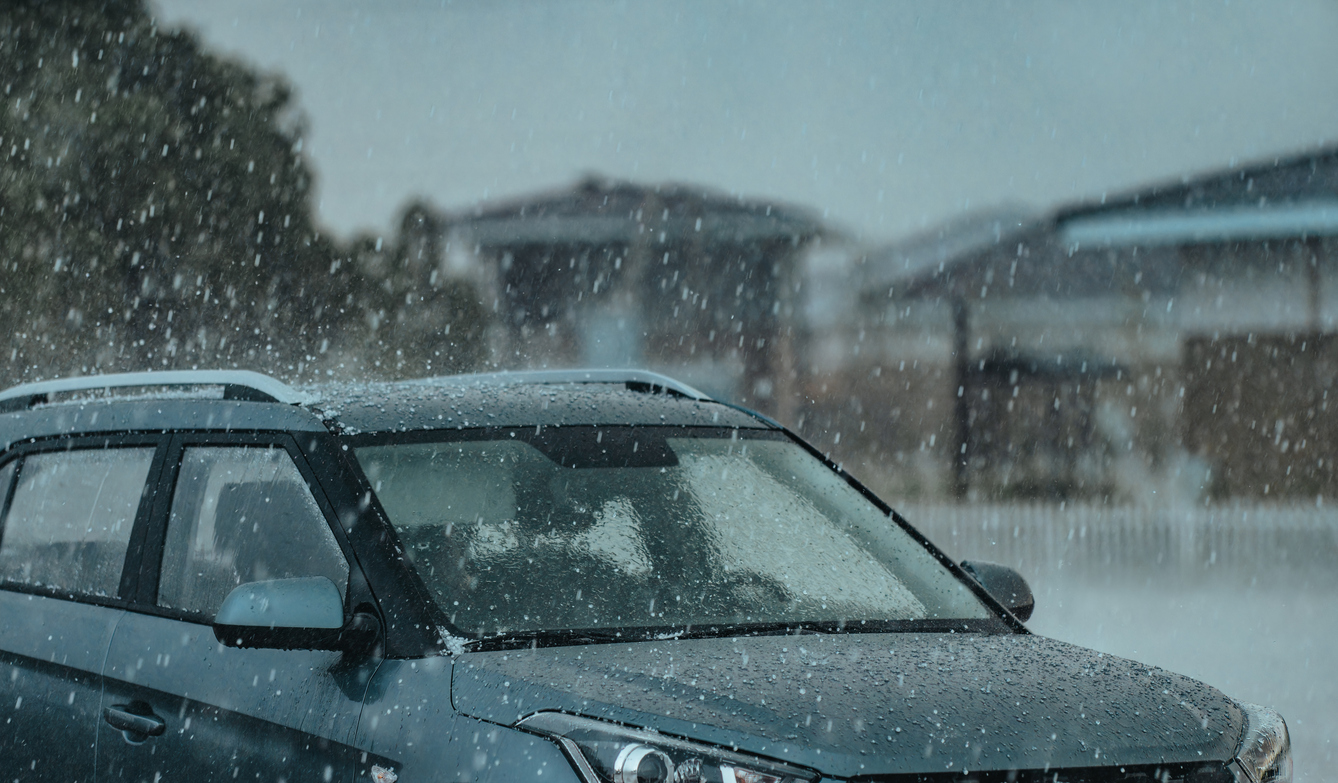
814,147,1338,504
437,177,831,422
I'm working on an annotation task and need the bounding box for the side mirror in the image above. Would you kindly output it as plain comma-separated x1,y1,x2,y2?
213,577,377,652
960,560,1035,622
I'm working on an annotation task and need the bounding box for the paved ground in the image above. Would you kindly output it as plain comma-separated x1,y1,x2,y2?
1025,569,1336,782
906,504,1335,781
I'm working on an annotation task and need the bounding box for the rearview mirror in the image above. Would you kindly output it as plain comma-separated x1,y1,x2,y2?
960,560,1035,622
213,576,375,652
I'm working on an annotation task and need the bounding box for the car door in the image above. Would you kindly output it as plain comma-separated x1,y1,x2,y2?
0,439,162,782
97,436,380,783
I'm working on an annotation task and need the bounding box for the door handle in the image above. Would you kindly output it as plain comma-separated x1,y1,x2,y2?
104,704,167,737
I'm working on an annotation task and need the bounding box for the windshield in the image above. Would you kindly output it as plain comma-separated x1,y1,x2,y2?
355,427,992,636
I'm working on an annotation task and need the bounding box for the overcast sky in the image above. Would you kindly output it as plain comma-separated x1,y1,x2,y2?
151,0,1338,244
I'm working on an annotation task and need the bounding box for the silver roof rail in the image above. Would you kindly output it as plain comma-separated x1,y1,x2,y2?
402,369,713,400
0,370,307,413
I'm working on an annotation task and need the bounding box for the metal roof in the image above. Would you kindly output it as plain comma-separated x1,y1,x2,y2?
1059,199,1338,248
453,177,828,247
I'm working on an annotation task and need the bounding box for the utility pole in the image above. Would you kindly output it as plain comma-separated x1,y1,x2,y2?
951,296,970,500
1305,237,1323,331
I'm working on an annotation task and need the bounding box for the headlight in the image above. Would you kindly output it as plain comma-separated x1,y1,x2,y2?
1230,703,1292,783
519,712,816,783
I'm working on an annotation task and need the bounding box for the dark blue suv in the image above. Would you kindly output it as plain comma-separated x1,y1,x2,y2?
0,370,1290,782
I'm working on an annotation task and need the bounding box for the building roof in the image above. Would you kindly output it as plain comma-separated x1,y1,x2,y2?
1055,145,1338,248
450,176,831,247
880,145,1338,299
860,205,1040,294
1061,145,1338,215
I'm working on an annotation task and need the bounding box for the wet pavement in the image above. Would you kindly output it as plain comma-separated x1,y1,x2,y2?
907,503,1336,782
1027,570,1336,783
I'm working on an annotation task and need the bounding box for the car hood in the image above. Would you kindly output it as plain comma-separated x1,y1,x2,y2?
452,632,1244,778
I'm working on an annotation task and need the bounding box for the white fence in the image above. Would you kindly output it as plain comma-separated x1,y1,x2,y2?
898,503,1338,576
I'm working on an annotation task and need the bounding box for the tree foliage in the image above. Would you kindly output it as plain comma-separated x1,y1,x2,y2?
0,0,484,382
338,203,488,379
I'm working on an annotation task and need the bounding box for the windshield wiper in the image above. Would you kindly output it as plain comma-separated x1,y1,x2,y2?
455,623,828,651
462,627,631,651
647,621,834,642
455,618,998,652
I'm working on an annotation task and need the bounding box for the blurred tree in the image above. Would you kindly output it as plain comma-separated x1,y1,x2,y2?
0,0,486,383
335,202,488,379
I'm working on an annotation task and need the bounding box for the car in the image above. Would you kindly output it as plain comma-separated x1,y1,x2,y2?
0,368,1290,783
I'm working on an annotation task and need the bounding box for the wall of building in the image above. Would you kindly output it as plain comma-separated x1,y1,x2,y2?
805,228,1338,505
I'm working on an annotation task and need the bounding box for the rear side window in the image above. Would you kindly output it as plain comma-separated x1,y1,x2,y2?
0,448,155,597
157,445,349,617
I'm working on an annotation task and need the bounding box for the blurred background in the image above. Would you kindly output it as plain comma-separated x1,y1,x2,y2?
3,1,1335,777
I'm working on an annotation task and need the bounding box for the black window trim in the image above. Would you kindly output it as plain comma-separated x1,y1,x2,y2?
315,432,448,659
128,432,371,628
0,454,20,542
0,434,169,610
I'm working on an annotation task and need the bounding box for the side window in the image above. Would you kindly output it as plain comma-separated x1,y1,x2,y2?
0,447,154,597
157,445,349,617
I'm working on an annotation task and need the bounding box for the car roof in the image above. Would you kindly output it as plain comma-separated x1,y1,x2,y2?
310,378,766,433
0,369,769,448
